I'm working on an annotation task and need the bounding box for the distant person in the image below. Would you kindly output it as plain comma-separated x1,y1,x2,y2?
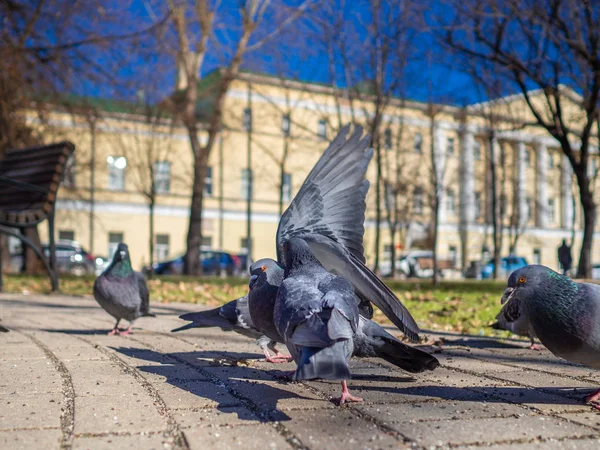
557,239,572,276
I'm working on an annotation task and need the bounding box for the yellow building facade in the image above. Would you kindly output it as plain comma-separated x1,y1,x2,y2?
27,73,600,272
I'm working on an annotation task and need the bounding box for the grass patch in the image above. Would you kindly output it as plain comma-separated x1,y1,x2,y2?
1,274,509,337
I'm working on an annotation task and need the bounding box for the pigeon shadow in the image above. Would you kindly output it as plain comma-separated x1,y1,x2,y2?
110,346,320,422
44,328,110,335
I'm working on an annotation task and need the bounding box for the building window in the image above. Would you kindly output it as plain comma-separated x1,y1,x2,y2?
240,237,253,254
533,248,541,265
282,114,291,136
204,166,213,197
526,197,534,222
413,186,424,213
547,198,555,223
384,182,394,208
589,157,598,178
241,168,252,200
243,107,252,132
384,128,392,149
62,154,76,188
317,119,327,140
414,133,423,153
154,161,171,194
201,236,213,249
524,149,531,167
499,144,506,166
473,140,481,160
446,188,456,215
107,156,127,190
282,173,292,202
474,192,482,219
108,232,123,258
548,153,554,169
448,245,457,266
446,137,455,155
155,234,169,261
58,230,75,241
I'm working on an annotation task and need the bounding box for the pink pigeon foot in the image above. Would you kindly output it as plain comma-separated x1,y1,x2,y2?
584,387,600,409
119,326,133,336
335,381,363,405
263,349,293,363
108,328,120,336
528,343,542,351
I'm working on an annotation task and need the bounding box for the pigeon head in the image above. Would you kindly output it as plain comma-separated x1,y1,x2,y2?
502,264,573,306
113,243,130,263
248,258,283,291
107,242,133,277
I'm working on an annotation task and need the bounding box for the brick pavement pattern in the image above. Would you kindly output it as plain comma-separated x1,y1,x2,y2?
1,293,600,449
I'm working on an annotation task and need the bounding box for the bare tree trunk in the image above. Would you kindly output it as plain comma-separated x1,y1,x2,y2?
489,131,501,280
373,142,382,274
148,198,155,277
184,123,208,276
576,173,596,278
429,116,440,286
23,227,44,275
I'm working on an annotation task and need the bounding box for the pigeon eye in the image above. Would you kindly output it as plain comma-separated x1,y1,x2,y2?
261,265,267,272
518,276,527,284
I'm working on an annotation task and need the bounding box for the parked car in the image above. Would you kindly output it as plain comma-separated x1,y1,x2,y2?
380,250,454,278
480,256,528,279
11,240,97,276
591,264,600,280
148,250,241,276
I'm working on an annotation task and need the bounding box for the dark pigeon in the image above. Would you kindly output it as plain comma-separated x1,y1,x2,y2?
501,265,600,409
250,124,419,342
172,294,290,363
273,238,438,404
93,243,155,335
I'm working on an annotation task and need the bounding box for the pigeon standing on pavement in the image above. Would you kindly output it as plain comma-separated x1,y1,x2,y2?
501,265,600,409
268,238,438,404
171,294,289,363
248,124,420,344
93,243,155,335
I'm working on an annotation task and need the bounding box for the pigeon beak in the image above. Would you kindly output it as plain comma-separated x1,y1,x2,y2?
119,250,126,259
249,274,258,290
501,287,515,305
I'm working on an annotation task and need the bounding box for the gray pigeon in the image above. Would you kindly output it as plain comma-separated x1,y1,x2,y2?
93,243,155,335
250,124,420,342
501,265,600,409
171,294,290,363
272,237,438,404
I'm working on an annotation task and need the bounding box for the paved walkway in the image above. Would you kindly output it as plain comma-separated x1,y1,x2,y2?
1,293,600,450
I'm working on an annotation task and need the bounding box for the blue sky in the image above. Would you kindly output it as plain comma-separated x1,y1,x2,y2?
74,1,496,106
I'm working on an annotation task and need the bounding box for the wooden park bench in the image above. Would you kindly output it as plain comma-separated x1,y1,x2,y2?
0,141,75,292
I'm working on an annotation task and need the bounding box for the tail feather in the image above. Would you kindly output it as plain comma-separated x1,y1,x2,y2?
294,341,352,381
360,319,439,373
173,309,233,332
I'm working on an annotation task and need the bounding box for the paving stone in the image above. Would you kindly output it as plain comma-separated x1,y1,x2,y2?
462,437,600,449
172,406,258,428
72,433,165,450
436,354,521,373
389,415,591,447
74,395,166,434
0,359,63,395
478,385,591,414
357,398,526,424
65,360,145,397
0,393,62,429
0,344,46,361
0,429,62,449
155,379,241,409
283,408,404,450
557,411,600,430
231,378,331,411
184,423,293,450
492,370,595,392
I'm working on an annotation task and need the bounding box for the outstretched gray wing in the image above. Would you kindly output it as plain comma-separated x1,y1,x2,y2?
276,124,372,264
275,124,420,341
